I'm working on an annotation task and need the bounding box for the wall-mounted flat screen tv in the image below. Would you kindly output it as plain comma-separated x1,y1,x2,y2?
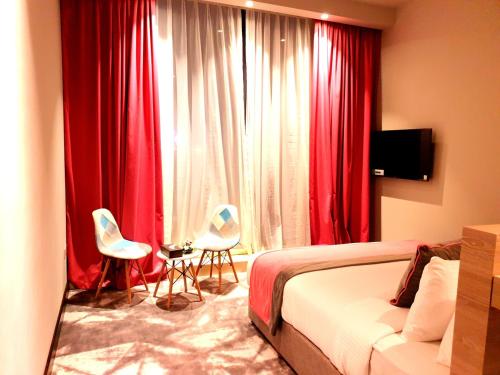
371,128,434,181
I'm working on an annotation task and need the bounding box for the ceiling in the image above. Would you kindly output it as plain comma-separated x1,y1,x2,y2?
209,0,400,29
353,0,408,8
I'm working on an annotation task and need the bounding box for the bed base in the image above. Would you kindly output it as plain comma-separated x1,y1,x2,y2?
249,308,341,375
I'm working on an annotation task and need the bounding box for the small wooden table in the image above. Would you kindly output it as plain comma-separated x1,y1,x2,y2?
153,250,203,308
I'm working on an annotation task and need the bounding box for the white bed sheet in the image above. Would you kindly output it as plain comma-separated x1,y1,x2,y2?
370,334,449,375
281,260,410,375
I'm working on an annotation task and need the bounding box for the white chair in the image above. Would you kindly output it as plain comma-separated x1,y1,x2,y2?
192,204,240,292
92,208,152,304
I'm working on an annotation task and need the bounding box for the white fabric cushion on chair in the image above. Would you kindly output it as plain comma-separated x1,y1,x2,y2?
92,208,152,259
192,232,238,251
402,257,459,342
193,204,240,251
103,240,152,259
436,313,455,367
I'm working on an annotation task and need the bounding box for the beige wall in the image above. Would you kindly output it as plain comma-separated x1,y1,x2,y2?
374,0,500,242
0,0,66,374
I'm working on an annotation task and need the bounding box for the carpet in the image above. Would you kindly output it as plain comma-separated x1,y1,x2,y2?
49,273,294,374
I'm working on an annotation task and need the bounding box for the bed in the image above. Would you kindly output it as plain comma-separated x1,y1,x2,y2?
247,241,450,375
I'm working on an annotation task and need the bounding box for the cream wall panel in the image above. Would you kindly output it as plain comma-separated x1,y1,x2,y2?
0,0,66,373
375,0,500,243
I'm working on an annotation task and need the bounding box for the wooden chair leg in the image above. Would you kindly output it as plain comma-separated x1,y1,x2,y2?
182,261,188,292
218,251,222,292
125,260,132,304
193,250,206,286
226,250,239,283
136,259,149,292
96,257,111,298
190,262,203,302
154,261,167,297
167,260,175,308
210,252,214,278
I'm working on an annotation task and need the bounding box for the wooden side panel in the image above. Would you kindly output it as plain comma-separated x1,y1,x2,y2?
484,307,500,374
492,276,500,310
451,224,500,375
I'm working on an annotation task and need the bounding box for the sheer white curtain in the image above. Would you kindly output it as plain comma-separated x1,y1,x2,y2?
246,11,311,250
156,0,250,248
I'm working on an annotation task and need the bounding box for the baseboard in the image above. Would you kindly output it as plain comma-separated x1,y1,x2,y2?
44,283,69,375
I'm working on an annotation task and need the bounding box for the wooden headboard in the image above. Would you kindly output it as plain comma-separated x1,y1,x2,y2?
451,224,500,375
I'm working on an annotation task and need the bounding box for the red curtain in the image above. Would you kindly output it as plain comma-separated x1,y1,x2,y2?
61,0,164,289
309,22,381,245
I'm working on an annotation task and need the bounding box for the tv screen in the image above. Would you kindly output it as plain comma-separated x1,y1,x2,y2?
371,128,433,181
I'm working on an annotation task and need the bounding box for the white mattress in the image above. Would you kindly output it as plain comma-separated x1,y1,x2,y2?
281,260,411,375
370,334,449,375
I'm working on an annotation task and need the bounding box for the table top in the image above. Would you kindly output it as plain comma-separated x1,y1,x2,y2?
156,249,201,262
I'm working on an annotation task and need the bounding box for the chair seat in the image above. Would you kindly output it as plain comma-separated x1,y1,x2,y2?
193,232,239,251
100,239,152,260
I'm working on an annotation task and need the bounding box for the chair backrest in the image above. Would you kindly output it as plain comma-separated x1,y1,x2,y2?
208,204,240,241
92,208,124,253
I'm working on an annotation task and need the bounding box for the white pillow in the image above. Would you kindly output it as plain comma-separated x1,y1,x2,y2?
402,257,459,341
437,313,455,367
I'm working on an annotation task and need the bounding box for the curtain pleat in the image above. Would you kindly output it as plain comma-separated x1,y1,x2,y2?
245,11,312,251
61,0,164,289
309,22,380,245
156,0,251,249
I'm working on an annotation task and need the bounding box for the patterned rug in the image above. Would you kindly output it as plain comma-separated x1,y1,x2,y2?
50,273,293,374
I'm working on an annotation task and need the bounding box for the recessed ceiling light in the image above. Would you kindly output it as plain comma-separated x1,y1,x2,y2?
245,1,254,7
320,13,329,20
280,38,286,42
217,29,224,33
